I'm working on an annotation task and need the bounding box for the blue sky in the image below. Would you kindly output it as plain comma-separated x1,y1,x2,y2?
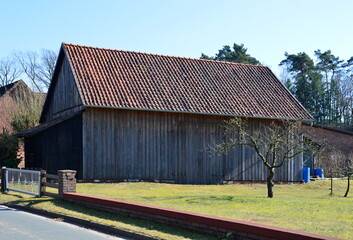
1,0,353,76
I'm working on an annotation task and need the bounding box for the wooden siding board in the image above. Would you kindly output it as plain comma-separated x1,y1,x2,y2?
82,108,302,183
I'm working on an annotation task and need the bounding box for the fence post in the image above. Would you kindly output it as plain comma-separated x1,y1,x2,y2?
58,170,76,197
40,170,47,197
1,167,6,193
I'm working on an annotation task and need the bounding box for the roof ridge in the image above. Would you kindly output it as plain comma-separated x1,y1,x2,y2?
63,43,267,68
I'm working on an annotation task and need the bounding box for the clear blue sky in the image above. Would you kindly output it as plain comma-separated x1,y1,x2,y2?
1,0,353,76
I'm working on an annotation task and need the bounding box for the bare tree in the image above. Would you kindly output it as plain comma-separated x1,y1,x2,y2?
317,150,353,197
213,118,318,198
15,49,57,92
343,154,353,197
0,57,22,87
38,49,57,86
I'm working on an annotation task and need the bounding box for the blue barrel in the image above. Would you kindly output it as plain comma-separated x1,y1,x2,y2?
314,168,324,178
302,167,310,183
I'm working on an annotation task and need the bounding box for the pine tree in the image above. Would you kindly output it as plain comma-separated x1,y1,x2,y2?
201,43,260,65
279,52,324,121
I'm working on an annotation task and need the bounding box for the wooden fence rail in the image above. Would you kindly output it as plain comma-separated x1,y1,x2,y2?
41,170,59,198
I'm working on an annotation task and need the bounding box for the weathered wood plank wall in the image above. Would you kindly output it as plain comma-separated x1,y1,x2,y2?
82,108,302,183
42,57,83,122
25,114,83,178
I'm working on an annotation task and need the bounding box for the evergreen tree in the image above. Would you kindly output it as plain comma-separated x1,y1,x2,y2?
279,52,324,121
284,78,295,95
201,43,261,65
314,50,344,125
280,50,353,128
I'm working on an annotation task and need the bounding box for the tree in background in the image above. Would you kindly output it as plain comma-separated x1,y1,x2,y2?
280,50,353,128
213,118,317,198
201,43,261,65
314,50,344,125
0,49,57,91
0,58,22,87
279,52,324,122
340,58,353,126
317,150,353,197
342,155,353,197
14,49,56,92
11,91,44,133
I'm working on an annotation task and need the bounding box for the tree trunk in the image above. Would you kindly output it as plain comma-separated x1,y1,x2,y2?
330,175,333,195
344,175,350,197
267,168,275,198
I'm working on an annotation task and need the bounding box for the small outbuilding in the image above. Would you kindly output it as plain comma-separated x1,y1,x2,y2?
20,43,312,183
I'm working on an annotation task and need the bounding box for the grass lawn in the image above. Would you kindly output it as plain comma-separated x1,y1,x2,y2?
77,179,353,240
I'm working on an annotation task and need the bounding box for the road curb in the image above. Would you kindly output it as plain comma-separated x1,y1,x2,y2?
4,204,159,240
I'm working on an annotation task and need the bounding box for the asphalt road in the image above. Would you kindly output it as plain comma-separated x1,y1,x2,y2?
0,205,130,240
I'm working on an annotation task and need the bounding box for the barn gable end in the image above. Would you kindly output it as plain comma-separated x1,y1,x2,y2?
40,49,83,123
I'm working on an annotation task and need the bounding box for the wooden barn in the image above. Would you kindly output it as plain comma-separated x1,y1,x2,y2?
19,43,313,183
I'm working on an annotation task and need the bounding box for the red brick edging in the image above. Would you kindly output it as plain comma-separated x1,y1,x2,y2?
63,193,339,240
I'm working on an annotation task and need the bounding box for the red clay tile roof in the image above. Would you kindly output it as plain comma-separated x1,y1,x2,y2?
63,43,312,120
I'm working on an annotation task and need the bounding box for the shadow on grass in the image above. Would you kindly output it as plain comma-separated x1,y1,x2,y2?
4,194,216,240
5,196,53,207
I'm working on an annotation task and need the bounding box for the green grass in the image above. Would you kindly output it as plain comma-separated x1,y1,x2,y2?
77,180,353,240
0,193,216,240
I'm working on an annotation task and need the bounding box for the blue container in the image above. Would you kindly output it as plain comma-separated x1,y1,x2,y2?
302,167,310,183
314,168,324,178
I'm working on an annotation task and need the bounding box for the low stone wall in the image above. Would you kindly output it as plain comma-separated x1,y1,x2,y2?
63,192,338,240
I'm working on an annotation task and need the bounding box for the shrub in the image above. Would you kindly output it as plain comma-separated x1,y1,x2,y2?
0,129,20,168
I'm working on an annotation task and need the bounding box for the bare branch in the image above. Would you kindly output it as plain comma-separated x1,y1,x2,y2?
14,49,57,92
0,57,22,87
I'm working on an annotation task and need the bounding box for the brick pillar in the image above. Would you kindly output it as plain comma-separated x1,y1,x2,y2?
58,170,76,197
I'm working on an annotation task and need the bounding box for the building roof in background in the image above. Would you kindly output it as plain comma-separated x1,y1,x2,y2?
0,81,29,133
60,43,312,120
0,80,24,97
303,122,353,136
302,123,353,155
